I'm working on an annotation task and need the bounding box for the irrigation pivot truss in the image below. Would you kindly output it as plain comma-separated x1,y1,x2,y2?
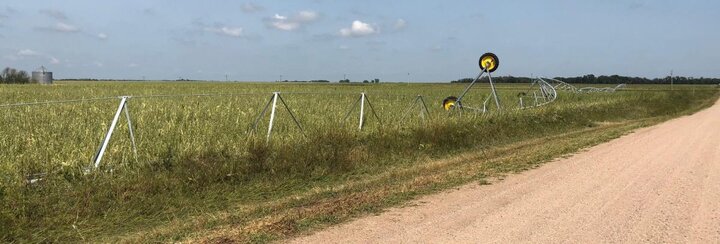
0,53,629,182
542,77,627,94
442,53,561,113
518,78,558,109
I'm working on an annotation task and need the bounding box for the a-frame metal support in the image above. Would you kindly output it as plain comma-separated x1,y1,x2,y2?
400,95,431,122
251,92,305,142
92,96,138,169
342,92,382,131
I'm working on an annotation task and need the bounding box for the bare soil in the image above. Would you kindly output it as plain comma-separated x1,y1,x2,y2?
291,99,720,243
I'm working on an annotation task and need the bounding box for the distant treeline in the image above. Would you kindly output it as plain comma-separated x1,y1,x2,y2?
0,67,31,84
58,79,338,83
451,75,720,85
281,78,380,83
277,80,331,83
59,78,201,82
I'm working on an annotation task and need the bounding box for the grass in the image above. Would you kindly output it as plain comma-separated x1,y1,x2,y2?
0,81,717,242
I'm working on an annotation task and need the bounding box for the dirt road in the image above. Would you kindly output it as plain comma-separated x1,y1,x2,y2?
291,99,720,243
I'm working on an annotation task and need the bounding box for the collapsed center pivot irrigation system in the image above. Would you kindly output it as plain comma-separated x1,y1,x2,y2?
443,53,502,112
441,53,559,112
2,52,630,180
440,52,626,113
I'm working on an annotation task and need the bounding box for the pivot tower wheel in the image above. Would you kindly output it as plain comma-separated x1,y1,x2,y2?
479,53,499,73
442,96,458,111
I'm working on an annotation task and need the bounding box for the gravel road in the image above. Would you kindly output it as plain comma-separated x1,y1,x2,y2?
291,99,720,243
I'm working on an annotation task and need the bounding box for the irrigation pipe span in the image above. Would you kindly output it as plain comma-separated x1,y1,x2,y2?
2,84,568,180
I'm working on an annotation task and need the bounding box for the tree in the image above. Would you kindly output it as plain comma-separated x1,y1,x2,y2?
0,67,31,84
363,80,369,83
373,78,380,83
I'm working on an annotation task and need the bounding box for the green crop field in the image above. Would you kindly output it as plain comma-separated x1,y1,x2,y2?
1,81,718,242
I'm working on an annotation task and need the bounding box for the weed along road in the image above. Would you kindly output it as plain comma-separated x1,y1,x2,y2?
290,98,720,243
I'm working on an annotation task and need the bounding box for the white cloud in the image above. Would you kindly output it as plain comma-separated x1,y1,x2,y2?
339,20,377,37
273,14,287,20
36,22,80,33
17,49,40,56
94,61,103,67
13,49,61,64
128,63,138,68
204,26,244,37
266,10,318,31
296,11,318,22
338,45,350,50
270,14,300,31
241,3,264,13
97,33,108,40
36,10,82,33
394,19,407,30
55,22,80,32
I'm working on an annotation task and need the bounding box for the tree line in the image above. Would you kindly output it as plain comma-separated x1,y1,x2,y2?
281,78,379,83
278,79,331,83
0,67,31,84
451,74,720,85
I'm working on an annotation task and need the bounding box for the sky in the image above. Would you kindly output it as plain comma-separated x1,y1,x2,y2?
0,0,718,82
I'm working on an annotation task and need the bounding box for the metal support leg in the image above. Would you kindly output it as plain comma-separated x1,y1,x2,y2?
399,96,419,122
266,92,279,143
123,98,138,160
251,94,274,134
487,72,501,110
483,96,491,113
359,93,365,130
93,96,128,168
342,95,362,122
457,72,485,104
364,94,382,126
400,95,431,123
418,95,430,120
277,94,305,136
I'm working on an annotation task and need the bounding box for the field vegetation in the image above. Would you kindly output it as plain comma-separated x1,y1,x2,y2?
0,81,717,242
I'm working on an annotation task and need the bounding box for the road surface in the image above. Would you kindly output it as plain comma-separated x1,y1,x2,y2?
291,99,720,243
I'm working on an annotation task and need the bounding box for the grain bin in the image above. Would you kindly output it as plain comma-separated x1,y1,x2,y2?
31,66,53,84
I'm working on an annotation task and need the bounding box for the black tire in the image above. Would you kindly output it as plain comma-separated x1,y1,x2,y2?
442,96,458,111
478,53,499,73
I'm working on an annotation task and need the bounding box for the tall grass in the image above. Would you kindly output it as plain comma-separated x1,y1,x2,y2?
0,82,717,241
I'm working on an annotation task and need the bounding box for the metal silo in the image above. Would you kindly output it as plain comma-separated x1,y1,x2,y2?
31,66,53,84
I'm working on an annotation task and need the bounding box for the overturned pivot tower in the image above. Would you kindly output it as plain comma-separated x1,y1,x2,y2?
443,53,501,112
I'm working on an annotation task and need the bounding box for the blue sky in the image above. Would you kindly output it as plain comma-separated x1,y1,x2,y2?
0,0,718,81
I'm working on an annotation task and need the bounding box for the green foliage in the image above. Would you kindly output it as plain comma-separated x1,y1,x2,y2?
0,67,31,84
0,81,717,242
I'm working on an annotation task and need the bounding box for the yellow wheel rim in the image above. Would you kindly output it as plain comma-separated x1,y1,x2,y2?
479,53,499,73
444,101,455,110
442,96,457,111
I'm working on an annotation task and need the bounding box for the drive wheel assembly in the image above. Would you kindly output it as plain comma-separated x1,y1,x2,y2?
442,96,458,111
479,53,499,73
